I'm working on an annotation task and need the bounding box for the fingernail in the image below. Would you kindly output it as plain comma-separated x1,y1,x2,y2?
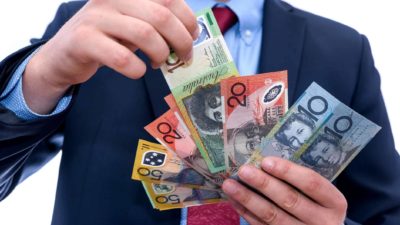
183,49,193,63
239,166,254,180
223,180,238,195
262,158,275,171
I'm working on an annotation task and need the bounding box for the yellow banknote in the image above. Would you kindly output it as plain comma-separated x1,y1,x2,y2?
141,181,224,211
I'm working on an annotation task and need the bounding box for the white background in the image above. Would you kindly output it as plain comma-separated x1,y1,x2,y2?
0,0,399,224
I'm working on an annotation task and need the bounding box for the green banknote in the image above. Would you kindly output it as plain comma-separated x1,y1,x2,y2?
160,8,239,173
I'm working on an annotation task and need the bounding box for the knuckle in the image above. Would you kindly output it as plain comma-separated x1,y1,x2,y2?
305,174,322,193
239,190,252,205
159,0,174,7
136,23,155,39
256,175,270,190
152,7,172,26
283,189,300,209
72,25,92,41
111,49,132,68
260,206,278,224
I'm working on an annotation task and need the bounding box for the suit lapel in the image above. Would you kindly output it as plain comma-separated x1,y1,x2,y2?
258,0,307,105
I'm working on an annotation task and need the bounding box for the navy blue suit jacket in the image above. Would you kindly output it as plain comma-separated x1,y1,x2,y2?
1,1,399,224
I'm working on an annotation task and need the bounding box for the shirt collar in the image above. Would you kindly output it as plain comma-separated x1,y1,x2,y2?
186,0,264,45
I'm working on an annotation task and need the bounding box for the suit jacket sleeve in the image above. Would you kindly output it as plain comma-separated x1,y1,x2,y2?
0,2,76,201
338,35,400,225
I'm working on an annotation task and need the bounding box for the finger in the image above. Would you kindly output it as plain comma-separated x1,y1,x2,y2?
116,0,194,61
222,179,304,225
151,0,198,39
83,32,146,79
238,165,319,223
96,13,170,68
228,199,266,225
261,157,347,209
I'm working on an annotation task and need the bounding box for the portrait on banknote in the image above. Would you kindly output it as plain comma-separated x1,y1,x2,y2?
183,83,225,170
265,112,315,159
297,133,344,178
183,83,223,135
227,120,273,166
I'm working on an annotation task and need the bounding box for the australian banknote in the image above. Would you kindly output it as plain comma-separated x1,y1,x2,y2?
291,97,381,181
141,181,224,211
132,139,218,190
243,82,341,170
221,71,288,174
145,105,227,185
241,82,380,181
160,8,239,173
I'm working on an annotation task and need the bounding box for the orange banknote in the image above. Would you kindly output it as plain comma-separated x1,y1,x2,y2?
144,109,226,185
221,71,288,174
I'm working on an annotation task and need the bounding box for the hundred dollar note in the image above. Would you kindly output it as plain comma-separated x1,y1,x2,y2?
145,107,227,185
160,8,239,173
141,181,224,211
243,82,341,171
221,71,288,174
291,96,381,181
132,140,218,190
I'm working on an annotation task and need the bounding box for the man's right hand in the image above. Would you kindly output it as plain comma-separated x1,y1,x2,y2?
22,0,198,114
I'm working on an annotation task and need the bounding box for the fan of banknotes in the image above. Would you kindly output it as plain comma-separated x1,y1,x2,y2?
130,8,381,211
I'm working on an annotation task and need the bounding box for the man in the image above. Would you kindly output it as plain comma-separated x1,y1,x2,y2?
0,1,399,225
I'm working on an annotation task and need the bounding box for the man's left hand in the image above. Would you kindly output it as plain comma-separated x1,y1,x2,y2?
222,157,347,225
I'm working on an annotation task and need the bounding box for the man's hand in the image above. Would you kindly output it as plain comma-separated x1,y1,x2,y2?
222,157,347,225
23,0,198,114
